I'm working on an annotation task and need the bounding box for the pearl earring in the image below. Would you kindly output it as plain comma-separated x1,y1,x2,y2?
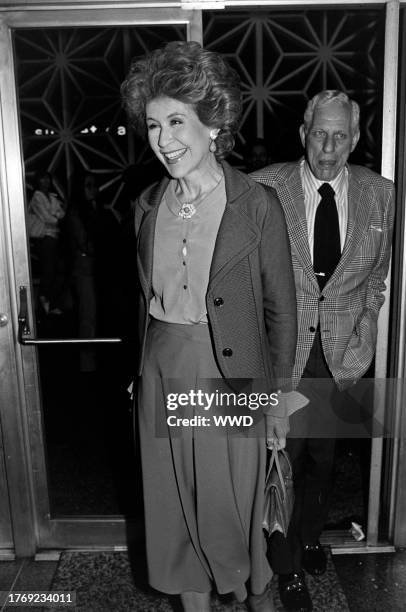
209,129,218,153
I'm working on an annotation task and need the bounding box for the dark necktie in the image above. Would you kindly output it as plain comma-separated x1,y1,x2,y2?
313,183,341,290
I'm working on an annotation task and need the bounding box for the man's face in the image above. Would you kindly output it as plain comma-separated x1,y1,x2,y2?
247,144,269,171
300,100,359,181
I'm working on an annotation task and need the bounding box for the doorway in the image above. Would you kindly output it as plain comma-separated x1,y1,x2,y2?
0,5,199,554
0,0,403,556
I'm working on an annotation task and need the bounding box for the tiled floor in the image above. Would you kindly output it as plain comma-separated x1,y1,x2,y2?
334,549,406,612
0,549,405,611
0,559,57,612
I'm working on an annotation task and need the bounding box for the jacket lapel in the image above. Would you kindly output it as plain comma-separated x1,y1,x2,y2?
343,165,373,260
208,161,259,285
325,165,372,289
136,176,169,299
274,163,319,291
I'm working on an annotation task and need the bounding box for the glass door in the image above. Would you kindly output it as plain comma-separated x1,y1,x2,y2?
0,4,201,552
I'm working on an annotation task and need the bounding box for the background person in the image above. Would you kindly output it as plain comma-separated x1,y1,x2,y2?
252,90,395,612
121,41,297,612
244,137,272,173
67,172,123,367
29,169,66,314
67,172,101,372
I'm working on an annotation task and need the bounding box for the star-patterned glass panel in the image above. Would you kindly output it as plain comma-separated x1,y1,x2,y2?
204,8,385,170
14,9,385,209
14,25,186,213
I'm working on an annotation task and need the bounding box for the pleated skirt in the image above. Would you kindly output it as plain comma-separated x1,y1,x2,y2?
137,318,271,595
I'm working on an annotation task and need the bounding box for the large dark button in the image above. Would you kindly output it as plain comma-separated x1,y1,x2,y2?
214,297,224,307
222,348,233,357
319,296,325,302
309,326,316,332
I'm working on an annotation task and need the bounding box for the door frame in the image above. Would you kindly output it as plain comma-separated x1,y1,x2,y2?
0,2,201,556
1,0,405,556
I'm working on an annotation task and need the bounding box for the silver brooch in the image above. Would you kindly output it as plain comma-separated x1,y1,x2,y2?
178,201,196,219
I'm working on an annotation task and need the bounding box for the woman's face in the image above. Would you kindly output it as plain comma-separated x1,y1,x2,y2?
146,96,214,181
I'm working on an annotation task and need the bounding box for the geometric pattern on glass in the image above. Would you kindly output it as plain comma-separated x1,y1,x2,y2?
204,9,385,169
14,26,186,211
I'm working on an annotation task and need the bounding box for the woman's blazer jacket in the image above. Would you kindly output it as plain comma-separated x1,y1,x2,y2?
134,160,297,415
251,161,395,389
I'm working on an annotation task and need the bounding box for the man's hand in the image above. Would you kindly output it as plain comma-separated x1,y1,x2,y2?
266,414,289,450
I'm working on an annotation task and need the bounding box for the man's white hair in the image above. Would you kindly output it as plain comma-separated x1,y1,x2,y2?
303,90,360,135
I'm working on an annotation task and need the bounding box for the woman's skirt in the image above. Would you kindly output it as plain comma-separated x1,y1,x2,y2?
137,318,271,595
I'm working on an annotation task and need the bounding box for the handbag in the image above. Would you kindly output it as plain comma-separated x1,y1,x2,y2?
263,448,294,537
27,209,46,238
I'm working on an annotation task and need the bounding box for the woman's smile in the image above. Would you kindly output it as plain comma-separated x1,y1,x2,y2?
163,147,188,163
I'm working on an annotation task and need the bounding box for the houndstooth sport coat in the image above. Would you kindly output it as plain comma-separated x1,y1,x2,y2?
251,160,395,390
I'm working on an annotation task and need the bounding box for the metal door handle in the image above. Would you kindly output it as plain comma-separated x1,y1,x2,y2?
18,286,122,346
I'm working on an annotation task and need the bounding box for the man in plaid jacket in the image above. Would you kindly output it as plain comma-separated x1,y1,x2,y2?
252,90,394,612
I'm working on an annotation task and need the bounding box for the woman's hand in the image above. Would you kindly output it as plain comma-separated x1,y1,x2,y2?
266,414,289,451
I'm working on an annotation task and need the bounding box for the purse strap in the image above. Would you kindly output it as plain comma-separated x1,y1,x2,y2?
266,448,292,497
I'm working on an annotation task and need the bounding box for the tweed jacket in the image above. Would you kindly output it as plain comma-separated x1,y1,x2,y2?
134,160,297,415
251,161,395,390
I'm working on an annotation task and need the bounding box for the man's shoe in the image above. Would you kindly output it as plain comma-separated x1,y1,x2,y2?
302,542,327,576
278,572,312,612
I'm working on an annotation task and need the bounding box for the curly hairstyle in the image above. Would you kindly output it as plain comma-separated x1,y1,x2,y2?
121,41,242,159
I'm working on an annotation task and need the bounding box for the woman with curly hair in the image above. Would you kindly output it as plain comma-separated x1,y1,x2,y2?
121,41,297,612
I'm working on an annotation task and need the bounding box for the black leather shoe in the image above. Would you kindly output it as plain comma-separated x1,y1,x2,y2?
302,542,327,576
278,572,312,612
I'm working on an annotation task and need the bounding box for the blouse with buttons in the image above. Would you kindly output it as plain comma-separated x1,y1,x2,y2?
149,176,226,324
